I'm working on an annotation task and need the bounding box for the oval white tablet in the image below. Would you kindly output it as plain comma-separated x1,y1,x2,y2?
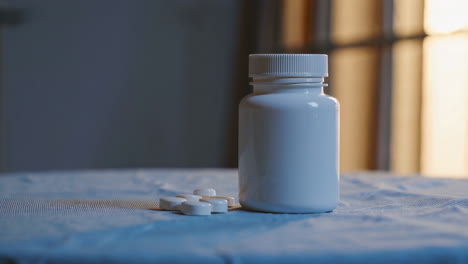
210,196,236,207
180,201,212,216
159,197,186,210
200,198,228,213
176,194,202,201
193,188,216,196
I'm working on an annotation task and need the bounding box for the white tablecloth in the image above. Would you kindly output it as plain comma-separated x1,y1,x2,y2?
1,169,468,263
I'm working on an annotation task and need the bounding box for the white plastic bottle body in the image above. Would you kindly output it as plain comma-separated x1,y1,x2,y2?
238,87,339,213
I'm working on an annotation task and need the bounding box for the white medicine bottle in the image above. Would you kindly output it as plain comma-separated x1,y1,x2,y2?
238,54,339,213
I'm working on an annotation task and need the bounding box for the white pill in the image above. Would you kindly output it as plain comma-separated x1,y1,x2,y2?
176,194,202,201
200,198,228,213
210,196,236,207
193,188,216,196
180,201,212,216
159,197,186,210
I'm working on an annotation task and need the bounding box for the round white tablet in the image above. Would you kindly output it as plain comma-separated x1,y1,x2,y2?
159,197,186,210
210,196,236,207
200,198,228,213
193,188,216,196
180,201,212,216
176,194,202,201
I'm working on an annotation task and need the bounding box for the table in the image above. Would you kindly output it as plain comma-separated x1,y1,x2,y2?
1,169,468,263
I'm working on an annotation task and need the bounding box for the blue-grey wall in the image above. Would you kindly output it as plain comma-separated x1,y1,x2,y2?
1,0,243,171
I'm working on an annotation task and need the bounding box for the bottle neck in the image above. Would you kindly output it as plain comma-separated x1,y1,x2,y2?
250,76,327,95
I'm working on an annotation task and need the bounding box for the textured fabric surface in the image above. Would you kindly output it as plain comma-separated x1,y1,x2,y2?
0,169,468,264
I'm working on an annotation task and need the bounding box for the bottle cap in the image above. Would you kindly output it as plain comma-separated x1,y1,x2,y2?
249,54,328,78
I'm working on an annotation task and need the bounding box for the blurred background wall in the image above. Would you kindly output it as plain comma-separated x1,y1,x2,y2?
0,0,467,178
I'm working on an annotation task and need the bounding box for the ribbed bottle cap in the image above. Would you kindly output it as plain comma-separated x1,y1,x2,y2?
249,54,328,77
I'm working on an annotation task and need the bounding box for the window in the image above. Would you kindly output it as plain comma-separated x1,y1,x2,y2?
251,0,468,177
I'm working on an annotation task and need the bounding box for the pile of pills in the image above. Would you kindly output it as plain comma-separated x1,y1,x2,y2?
159,188,236,216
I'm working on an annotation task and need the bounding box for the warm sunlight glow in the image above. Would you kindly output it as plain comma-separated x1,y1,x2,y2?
421,34,468,178
331,47,379,172
424,0,468,34
391,40,422,174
